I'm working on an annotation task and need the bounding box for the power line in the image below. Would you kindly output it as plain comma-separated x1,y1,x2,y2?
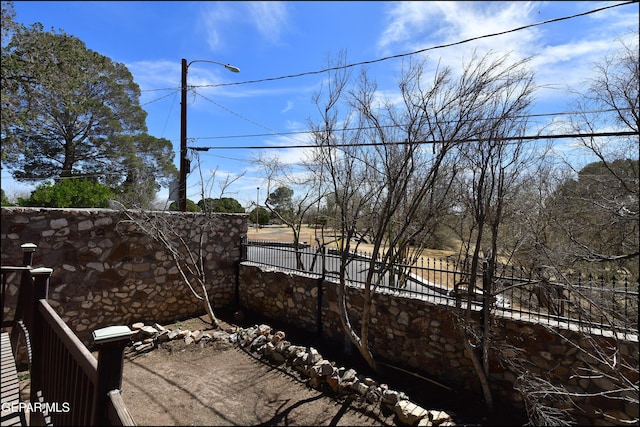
188,131,639,151
4,2,636,185
190,1,637,90
168,0,636,146
183,108,632,142
194,92,308,145
120,1,640,150
140,89,179,107
139,2,635,95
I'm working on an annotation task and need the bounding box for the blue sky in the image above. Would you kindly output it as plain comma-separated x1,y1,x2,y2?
3,1,639,208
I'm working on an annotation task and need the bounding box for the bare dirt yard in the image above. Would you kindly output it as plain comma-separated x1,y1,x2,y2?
120,311,527,426
122,314,399,426
16,309,526,426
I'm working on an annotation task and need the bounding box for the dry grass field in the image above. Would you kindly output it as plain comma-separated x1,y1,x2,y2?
247,225,463,290
247,225,457,259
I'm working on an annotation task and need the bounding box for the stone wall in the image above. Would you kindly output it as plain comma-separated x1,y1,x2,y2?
238,263,639,426
1,207,247,343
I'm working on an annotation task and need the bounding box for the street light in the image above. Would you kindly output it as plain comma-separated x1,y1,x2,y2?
179,58,240,212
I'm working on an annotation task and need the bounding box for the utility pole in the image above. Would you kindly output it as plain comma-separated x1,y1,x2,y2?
179,59,188,212
178,58,240,212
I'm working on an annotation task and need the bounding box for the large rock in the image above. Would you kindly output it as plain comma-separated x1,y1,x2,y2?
302,347,322,365
257,324,271,335
191,330,203,342
156,330,171,342
310,360,334,377
131,322,145,330
426,410,454,426
140,325,159,336
250,334,268,351
213,331,231,341
382,389,409,406
395,400,429,426
272,330,286,343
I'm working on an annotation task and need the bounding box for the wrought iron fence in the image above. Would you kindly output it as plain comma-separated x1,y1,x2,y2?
242,239,639,336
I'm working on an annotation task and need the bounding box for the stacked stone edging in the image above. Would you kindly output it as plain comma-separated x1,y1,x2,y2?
1,207,246,344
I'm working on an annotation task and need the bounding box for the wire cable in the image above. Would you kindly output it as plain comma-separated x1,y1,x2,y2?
187,131,639,151
192,2,638,90
183,108,634,142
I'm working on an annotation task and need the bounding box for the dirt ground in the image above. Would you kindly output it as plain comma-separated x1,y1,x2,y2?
120,312,527,427
247,225,458,260
121,314,400,426
15,312,526,427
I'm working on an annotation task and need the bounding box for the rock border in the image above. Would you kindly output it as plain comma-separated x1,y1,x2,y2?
128,321,456,427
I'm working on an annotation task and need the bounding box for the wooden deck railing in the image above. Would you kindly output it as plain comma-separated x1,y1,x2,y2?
1,243,136,426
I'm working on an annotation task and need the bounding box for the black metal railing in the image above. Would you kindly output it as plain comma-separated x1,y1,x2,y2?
242,239,639,336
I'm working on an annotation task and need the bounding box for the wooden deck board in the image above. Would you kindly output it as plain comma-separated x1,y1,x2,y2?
1,332,27,426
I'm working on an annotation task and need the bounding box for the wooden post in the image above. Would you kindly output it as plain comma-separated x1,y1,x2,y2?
29,267,53,426
21,242,37,266
9,244,38,351
91,326,133,425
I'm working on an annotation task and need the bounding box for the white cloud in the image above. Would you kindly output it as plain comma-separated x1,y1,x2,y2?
376,1,638,114
379,1,538,54
200,3,236,51
262,133,314,167
127,60,179,90
199,1,289,51
532,38,613,94
281,101,293,113
246,1,289,44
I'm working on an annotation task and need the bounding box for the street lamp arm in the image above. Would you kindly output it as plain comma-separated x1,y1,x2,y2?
187,59,240,73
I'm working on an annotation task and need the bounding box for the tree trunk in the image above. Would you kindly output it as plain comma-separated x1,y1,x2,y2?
199,282,219,328
456,320,494,411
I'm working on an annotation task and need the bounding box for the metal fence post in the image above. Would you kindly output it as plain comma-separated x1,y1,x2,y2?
317,245,326,337
481,260,489,336
241,234,247,261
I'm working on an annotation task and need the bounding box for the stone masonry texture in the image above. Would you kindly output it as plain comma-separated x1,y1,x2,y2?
2,207,637,425
1,207,246,344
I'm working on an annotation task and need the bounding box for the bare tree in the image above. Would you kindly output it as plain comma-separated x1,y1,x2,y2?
119,210,223,327
507,36,639,425
115,161,247,328
257,152,327,270
441,50,539,412
309,51,489,372
558,35,639,271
